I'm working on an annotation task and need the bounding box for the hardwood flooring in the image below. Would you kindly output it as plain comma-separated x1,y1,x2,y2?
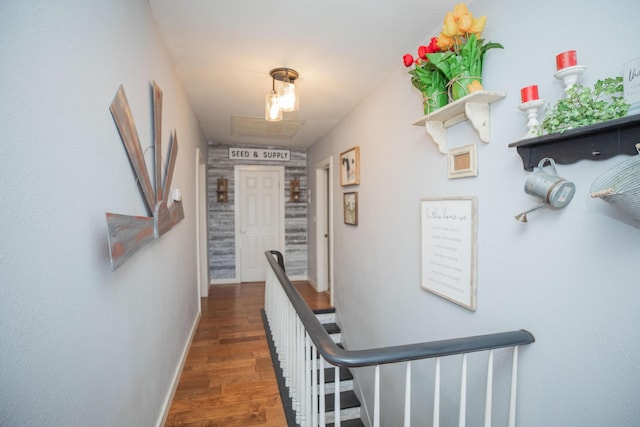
165,281,331,426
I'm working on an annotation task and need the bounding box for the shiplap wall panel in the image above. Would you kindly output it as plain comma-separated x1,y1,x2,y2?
208,143,307,281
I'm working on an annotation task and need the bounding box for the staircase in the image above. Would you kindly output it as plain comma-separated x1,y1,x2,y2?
265,251,535,427
313,308,365,427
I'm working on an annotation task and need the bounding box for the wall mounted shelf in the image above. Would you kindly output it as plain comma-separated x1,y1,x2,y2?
413,90,506,153
508,115,640,171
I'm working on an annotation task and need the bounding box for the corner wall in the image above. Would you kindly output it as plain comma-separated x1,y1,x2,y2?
307,0,640,425
0,1,207,425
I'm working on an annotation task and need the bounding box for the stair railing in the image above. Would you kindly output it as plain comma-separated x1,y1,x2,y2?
264,251,535,427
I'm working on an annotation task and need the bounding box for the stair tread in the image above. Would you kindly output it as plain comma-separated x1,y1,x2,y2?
325,390,360,412
320,366,353,383
313,307,336,314
324,322,341,334
327,419,365,427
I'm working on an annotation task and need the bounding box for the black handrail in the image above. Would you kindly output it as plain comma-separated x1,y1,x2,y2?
266,251,534,368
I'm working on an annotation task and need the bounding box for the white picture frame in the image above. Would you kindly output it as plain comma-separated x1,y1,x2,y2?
448,144,477,179
420,196,478,311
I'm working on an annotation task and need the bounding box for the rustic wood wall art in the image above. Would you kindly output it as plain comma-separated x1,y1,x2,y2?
106,81,184,270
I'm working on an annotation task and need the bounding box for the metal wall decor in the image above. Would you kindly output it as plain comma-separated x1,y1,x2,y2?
106,81,184,270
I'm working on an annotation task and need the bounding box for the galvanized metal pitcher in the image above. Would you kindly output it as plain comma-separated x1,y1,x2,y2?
524,157,575,208
515,157,575,222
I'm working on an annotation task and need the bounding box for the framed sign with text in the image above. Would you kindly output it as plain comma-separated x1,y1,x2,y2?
420,196,477,311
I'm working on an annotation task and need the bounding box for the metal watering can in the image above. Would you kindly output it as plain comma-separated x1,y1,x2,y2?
515,157,575,222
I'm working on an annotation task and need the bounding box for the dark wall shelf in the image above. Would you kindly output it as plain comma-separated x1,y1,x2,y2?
508,115,640,171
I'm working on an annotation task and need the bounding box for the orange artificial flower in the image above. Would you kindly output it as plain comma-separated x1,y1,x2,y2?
436,33,454,50
453,3,469,19
457,13,473,32
467,80,484,93
442,12,460,37
469,16,486,34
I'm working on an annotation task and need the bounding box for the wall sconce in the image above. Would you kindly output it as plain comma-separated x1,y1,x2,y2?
265,67,299,122
216,177,228,203
290,178,301,202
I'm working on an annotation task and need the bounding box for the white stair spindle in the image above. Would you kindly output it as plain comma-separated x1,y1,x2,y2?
458,354,467,427
319,359,326,427
404,361,411,427
334,366,341,427
304,333,310,426
374,364,380,427
508,346,519,427
484,350,494,427
311,343,318,427
433,357,440,427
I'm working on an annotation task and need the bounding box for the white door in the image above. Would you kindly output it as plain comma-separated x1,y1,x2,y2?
315,157,334,305
236,166,284,282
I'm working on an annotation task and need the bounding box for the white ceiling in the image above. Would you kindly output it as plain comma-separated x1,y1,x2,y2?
149,0,457,148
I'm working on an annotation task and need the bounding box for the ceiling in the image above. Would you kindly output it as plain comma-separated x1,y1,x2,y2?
148,0,456,148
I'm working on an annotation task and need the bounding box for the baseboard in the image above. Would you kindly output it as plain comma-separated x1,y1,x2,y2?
210,278,240,285
155,310,201,427
209,276,309,285
288,274,310,282
305,277,319,290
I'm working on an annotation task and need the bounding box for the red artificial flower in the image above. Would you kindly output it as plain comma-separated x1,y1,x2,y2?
417,45,429,59
403,54,414,67
427,37,440,53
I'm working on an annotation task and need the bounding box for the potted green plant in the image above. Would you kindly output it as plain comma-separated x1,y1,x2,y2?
541,76,629,135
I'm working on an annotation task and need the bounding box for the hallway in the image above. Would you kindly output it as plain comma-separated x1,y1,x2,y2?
165,281,331,426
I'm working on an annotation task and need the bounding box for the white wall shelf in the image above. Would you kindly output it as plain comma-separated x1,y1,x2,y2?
413,90,506,153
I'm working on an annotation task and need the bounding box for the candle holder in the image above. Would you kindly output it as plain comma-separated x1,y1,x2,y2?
517,99,546,138
554,65,587,92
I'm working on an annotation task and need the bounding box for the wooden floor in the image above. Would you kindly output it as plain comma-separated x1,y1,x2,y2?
165,281,331,426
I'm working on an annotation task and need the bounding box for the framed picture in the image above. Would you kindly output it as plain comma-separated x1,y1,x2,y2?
340,146,360,186
343,192,358,225
420,196,477,311
448,144,477,179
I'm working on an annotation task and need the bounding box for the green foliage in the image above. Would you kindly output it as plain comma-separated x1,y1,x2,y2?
427,34,503,81
541,77,629,134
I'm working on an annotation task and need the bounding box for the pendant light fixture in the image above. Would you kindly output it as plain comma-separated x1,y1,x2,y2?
265,77,282,122
265,67,299,121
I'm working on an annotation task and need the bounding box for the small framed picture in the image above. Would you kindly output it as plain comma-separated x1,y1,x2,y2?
340,146,360,186
448,144,477,179
343,192,358,225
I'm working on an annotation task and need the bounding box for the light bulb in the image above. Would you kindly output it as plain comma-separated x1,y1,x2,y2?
278,79,298,112
265,91,282,121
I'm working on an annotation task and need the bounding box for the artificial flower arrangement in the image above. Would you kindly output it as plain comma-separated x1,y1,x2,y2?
403,3,503,114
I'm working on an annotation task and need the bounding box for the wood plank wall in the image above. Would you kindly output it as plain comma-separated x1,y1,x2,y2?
207,142,308,281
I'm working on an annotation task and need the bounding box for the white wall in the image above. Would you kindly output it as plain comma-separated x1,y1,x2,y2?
0,1,207,426
307,0,640,425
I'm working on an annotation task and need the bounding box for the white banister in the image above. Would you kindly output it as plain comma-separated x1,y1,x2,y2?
320,357,326,426
311,342,318,427
433,357,441,427
404,361,411,427
374,364,380,427
263,252,533,427
508,346,519,427
459,353,468,427
304,333,311,426
484,350,494,427
334,366,341,427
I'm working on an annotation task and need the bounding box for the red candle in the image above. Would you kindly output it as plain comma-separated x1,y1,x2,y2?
521,85,539,103
556,50,577,70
